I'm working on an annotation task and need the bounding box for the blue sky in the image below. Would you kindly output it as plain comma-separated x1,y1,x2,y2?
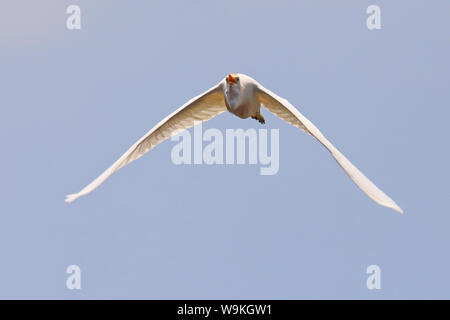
1,0,449,299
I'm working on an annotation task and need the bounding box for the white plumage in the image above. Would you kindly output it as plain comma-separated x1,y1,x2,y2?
65,73,403,214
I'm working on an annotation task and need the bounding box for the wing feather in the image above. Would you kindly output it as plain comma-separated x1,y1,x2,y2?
257,85,403,213
65,82,226,203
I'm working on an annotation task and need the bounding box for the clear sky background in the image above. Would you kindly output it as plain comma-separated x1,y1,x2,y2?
1,0,449,299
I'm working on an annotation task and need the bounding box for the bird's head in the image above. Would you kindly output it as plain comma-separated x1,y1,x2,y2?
225,73,240,87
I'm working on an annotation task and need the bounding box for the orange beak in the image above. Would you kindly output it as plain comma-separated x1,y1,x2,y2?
227,74,236,84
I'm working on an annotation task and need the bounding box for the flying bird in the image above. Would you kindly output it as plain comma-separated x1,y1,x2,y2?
65,73,403,213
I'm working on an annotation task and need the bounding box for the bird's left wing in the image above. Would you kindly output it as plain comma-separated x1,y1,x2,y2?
256,84,403,213
65,82,226,203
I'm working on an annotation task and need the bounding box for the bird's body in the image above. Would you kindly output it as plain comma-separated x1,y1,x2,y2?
65,73,403,213
224,73,260,119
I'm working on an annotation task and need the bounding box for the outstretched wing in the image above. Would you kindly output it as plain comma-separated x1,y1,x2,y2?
66,82,227,203
256,85,403,213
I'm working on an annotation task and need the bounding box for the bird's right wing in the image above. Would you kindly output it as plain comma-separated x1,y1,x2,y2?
256,84,403,213
65,82,227,203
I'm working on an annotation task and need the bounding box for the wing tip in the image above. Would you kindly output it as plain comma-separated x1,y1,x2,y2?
65,193,79,203
386,202,404,214
392,206,404,214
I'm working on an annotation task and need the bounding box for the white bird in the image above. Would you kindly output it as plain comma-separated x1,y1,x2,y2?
65,73,403,213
